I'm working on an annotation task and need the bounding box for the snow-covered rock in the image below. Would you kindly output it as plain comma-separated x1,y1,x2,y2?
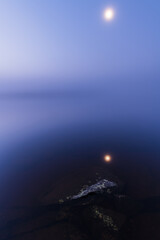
71,179,117,200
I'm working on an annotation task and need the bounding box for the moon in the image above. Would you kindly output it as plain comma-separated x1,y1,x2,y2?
104,8,115,21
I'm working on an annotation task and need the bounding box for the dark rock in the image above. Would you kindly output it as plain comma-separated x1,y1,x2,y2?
0,179,160,240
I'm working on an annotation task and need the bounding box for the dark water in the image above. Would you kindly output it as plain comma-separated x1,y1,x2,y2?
0,87,160,208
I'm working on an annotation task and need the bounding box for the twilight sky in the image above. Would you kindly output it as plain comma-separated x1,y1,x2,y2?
0,0,160,90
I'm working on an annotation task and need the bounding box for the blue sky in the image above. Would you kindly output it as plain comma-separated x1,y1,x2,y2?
0,0,160,89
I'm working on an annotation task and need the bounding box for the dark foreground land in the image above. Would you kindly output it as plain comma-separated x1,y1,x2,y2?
0,174,160,240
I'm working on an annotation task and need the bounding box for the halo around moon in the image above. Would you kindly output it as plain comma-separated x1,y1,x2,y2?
103,8,115,21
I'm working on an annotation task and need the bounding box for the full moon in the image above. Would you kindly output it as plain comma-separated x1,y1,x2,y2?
104,8,115,21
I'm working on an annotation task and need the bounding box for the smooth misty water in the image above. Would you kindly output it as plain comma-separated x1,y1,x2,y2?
0,90,160,207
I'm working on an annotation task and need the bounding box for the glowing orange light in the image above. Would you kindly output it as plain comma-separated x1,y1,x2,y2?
104,155,112,162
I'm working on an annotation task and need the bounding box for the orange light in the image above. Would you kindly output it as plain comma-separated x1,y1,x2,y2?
104,155,112,162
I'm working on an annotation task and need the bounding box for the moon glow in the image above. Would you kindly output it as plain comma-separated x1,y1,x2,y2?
104,8,115,21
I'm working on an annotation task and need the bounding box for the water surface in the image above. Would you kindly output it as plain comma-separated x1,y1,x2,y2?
0,89,159,206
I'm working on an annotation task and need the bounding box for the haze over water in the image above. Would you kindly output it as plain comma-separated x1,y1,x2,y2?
0,76,160,206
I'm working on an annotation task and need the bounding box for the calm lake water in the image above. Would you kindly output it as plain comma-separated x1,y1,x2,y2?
0,88,160,207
